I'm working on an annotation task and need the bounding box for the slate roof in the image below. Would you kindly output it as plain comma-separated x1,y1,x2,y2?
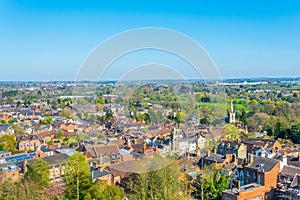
28,153,69,166
287,156,300,167
0,125,9,132
56,148,76,156
5,152,37,164
205,153,226,163
92,169,111,180
0,162,18,171
119,149,132,156
16,135,41,142
243,139,277,148
41,148,53,153
219,140,241,150
246,156,279,172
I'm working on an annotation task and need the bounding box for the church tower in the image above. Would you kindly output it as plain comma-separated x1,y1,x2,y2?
172,127,178,152
229,100,236,124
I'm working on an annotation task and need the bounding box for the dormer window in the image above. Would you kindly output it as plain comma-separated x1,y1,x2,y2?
256,163,264,168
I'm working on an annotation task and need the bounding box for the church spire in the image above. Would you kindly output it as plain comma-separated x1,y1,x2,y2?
229,100,236,123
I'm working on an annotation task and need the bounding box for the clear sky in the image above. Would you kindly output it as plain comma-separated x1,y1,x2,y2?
0,0,300,81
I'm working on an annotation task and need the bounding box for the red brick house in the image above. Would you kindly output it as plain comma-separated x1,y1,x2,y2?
222,155,280,200
243,139,282,155
16,135,41,151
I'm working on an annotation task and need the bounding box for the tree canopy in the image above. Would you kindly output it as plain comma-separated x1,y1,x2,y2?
84,181,124,200
25,158,50,187
0,134,17,153
129,155,192,200
192,165,228,200
64,152,92,200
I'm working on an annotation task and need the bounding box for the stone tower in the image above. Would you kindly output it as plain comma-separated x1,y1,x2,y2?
229,100,236,124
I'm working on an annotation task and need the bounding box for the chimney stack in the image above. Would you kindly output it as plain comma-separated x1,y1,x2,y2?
23,160,28,174
226,154,232,162
249,154,254,164
232,154,236,163
237,181,240,190
196,148,201,157
143,142,147,151
207,150,211,157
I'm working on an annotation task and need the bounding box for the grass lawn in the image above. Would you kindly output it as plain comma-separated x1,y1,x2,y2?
198,102,246,111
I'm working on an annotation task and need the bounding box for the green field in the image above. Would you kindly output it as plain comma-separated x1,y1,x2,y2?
198,102,245,111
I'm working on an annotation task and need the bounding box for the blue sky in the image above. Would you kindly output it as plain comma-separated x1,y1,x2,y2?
0,0,300,81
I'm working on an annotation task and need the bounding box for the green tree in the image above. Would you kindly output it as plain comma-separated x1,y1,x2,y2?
175,111,186,125
290,124,300,144
57,130,64,139
96,97,105,104
200,117,210,125
44,116,53,124
60,108,74,119
64,152,92,200
192,165,228,200
84,181,124,200
52,99,60,109
222,124,241,140
0,179,45,200
106,109,113,120
76,132,90,143
25,158,50,187
0,134,17,153
17,101,22,107
9,124,24,134
129,155,191,200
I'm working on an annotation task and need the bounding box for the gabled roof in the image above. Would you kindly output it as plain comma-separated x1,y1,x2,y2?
291,174,300,187
106,160,136,179
246,156,279,172
281,165,300,177
16,134,41,142
93,145,119,157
